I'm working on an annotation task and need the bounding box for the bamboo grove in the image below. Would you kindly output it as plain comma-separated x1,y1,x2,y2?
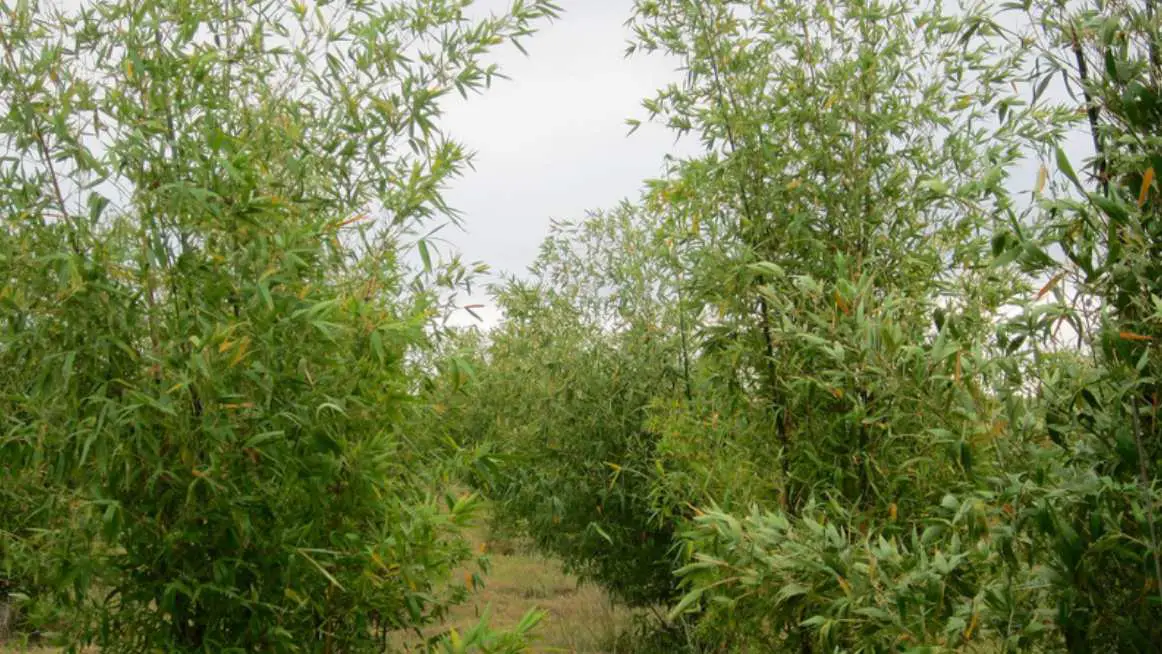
437,0,1162,651
3,0,1162,652
0,0,558,651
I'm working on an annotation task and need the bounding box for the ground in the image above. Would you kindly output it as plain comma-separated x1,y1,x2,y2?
396,519,639,653
0,519,639,654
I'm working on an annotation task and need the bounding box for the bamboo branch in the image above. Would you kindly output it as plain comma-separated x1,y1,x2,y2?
1131,395,1162,606
689,2,788,470
1070,25,1108,196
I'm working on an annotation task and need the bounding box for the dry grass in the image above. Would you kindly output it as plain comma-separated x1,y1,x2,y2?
397,523,640,653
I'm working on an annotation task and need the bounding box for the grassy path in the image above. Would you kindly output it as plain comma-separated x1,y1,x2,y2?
422,525,636,653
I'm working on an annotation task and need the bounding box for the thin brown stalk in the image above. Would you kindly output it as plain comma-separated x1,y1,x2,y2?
1070,26,1108,196
1131,396,1162,606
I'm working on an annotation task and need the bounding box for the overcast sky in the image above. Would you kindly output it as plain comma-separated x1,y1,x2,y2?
432,0,1094,328
437,0,687,327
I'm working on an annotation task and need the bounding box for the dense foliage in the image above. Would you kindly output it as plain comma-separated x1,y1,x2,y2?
0,0,556,651
5,0,1162,652
434,0,1162,652
450,206,689,607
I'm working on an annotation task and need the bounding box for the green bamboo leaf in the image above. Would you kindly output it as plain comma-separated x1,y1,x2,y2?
87,193,110,224
296,549,346,591
666,587,704,620
1056,146,1084,193
1089,192,1129,224
590,522,614,544
418,239,432,272
370,329,385,363
258,282,274,310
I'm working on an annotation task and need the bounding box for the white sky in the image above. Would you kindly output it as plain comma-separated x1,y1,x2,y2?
437,0,688,327
432,1,1097,330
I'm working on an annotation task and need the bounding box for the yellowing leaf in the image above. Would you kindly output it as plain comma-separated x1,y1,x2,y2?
229,337,251,367
1036,272,1064,300
1140,167,1155,207
1119,331,1154,342
964,611,980,640
330,213,369,231
787,178,802,191
834,289,850,314
1035,163,1048,195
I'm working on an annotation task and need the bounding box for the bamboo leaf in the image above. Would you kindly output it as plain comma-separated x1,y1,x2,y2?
418,239,432,272
667,588,704,620
1057,146,1084,192
1140,167,1154,206
1036,272,1064,300
296,549,346,591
